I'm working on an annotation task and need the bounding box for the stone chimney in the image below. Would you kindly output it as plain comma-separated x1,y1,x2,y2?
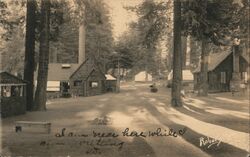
78,24,85,64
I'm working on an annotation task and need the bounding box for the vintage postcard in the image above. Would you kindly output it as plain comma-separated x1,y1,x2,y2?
0,0,249,157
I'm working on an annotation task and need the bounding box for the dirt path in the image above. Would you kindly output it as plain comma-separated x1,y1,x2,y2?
1,83,249,157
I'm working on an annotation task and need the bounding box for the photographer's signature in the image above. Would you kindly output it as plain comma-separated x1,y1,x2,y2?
199,136,221,148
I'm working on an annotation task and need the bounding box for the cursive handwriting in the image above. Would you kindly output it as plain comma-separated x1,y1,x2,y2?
46,127,188,154
122,127,187,138
122,128,147,137
55,128,88,137
93,131,119,138
80,138,124,151
54,127,187,139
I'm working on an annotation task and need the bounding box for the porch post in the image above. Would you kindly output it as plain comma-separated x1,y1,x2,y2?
230,38,241,91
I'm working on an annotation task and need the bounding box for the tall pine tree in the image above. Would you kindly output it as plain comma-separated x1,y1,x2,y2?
171,0,182,107
23,0,36,110
34,0,50,111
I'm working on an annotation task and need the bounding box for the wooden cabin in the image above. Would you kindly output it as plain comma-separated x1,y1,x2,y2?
0,71,26,118
70,58,106,97
193,47,249,93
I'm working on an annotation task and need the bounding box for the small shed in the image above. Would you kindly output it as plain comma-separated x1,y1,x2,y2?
135,71,153,82
70,58,106,97
0,71,26,118
105,74,117,92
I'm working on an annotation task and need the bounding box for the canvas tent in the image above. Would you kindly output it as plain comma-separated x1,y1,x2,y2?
135,71,152,82
167,70,194,82
167,70,194,90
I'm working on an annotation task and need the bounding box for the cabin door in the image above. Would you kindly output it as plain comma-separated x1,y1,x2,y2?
101,80,105,92
78,82,86,96
82,82,85,96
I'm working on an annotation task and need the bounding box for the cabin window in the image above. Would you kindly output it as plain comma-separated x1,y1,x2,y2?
1,86,11,97
1,86,23,97
90,81,98,88
220,72,226,83
11,86,21,96
74,80,82,86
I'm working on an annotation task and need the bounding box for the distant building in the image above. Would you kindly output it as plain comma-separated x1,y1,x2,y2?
167,70,194,82
167,70,194,90
105,74,117,92
135,71,153,82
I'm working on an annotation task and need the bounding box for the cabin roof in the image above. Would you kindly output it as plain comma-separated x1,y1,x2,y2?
36,56,105,82
70,57,105,80
105,74,116,80
0,71,26,84
41,63,79,81
193,47,232,73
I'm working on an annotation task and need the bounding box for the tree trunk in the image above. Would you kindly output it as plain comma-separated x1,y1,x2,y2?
198,37,209,96
23,0,36,111
171,0,182,107
34,0,50,111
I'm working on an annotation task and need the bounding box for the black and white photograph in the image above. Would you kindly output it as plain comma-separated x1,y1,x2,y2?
0,0,249,156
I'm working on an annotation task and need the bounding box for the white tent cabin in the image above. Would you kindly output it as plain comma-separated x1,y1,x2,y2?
134,71,153,82
167,70,194,82
167,70,194,90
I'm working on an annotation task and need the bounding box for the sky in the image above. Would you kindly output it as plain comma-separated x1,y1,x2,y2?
104,0,143,40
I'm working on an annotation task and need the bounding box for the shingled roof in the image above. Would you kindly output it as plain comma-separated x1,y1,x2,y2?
193,47,232,73
35,63,79,81
70,57,105,80
0,71,26,84
193,45,249,73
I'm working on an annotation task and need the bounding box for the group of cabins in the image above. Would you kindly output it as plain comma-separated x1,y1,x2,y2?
0,57,117,118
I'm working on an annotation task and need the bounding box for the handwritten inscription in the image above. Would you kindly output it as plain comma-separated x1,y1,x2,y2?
93,131,119,138
55,128,89,137
54,127,187,139
79,138,124,150
199,136,221,148
40,127,187,154
122,127,187,138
